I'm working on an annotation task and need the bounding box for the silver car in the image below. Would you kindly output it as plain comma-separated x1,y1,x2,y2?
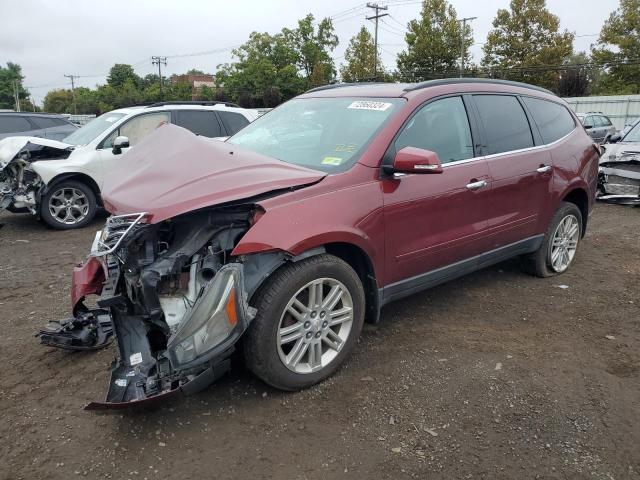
0,112,78,141
576,112,617,144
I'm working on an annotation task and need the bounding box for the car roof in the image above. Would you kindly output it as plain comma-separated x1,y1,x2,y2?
108,103,252,116
0,111,68,118
298,78,555,100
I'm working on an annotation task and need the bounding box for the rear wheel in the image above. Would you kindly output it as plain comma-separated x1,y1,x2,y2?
521,201,582,277
243,254,365,391
40,180,97,230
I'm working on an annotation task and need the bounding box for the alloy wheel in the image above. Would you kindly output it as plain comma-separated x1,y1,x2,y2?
548,214,579,273
48,187,89,225
276,277,354,374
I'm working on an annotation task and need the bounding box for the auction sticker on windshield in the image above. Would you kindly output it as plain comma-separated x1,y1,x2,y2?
348,101,392,111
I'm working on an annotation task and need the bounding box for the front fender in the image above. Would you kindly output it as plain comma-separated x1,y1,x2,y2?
232,181,384,280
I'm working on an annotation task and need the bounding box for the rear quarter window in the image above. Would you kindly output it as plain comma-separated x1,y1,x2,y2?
218,111,249,135
473,95,534,155
521,97,576,144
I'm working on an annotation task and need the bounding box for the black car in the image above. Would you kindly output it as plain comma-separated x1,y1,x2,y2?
0,112,78,141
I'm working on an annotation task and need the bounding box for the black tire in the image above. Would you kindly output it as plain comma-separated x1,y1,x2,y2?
40,180,97,230
521,201,583,278
243,254,365,391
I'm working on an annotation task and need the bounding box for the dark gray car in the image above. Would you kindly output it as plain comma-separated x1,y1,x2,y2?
0,112,78,141
576,112,617,144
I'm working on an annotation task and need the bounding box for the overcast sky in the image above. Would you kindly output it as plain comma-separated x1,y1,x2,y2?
1,0,619,104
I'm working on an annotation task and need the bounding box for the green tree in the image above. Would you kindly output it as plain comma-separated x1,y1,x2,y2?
0,62,29,110
482,0,574,90
591,0,640,94
43,89,74,113
340,26,382,82
397,0,473,81
286,14,339,86
107,64,141,89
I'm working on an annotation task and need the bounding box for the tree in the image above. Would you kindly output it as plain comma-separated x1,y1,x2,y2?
556,52,594,97
591,0,640,94
107,64,141,89
397,0,473,81
43,89,74,113
286,14,339,86
340,27,381,82
482,0,574,90
0,62,29,110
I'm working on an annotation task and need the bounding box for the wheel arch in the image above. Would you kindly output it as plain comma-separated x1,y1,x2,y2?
561,187,589,237
44,173,102,207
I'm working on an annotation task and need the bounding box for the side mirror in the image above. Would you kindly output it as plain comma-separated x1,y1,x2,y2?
387,147,443,177
584,124,593,130
608,133,622,144
112,136,130,155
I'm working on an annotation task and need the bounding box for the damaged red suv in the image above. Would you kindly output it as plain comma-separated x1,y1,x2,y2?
39,79,599,409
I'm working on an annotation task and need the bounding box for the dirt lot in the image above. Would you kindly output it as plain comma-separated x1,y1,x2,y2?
0,203,639,480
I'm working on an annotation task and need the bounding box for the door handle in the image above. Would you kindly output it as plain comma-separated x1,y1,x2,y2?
466,179,487,190
536,165,552,173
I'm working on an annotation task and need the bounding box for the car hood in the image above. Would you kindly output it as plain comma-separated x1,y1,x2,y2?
0,136,73,169
102,124,326,223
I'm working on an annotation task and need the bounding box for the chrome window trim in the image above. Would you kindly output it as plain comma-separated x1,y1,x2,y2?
442,126,576,168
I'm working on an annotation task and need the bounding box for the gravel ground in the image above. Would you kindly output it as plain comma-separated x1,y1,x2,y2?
0,203,639,480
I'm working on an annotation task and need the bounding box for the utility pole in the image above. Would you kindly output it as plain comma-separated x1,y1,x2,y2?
366,3,388,81
457,17,476,78
152,56,167,100
13,80,21,112
64,74,78,114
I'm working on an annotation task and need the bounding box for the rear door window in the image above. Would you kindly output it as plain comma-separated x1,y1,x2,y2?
218,111,249,135
473,95,534,155
0,116,32,133
394,96,474,163
174,110,223,137
599,115,612,126
118,112,171,146
521,97,575,144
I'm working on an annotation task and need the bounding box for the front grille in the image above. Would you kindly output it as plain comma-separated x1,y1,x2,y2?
90,212,147,257
604,182,640,196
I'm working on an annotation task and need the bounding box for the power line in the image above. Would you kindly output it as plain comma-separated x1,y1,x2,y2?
63,74,78,114
151,56,167,100
457,16,477,77
366,2,389,80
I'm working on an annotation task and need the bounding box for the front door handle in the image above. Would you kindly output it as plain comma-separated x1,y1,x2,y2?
466,179,487,190
536,165,552,173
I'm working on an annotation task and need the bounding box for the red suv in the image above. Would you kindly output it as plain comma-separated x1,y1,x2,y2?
40,79,599,409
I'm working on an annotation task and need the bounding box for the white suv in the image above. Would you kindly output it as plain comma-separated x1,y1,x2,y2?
0,102,258,229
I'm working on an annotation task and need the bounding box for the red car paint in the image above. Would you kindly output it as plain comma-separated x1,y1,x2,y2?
71,256,105,313
76,81,598,304
101,124,325,224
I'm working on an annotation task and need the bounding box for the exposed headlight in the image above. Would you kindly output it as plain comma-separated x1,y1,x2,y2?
166,266,241,367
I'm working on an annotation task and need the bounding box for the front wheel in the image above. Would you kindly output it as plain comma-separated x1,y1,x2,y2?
243,254,365,391
40,180,97,230
521,201,582,277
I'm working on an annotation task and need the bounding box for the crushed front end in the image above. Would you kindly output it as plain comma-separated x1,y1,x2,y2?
597,150,640,206
40,207,266,410
0,138,72,214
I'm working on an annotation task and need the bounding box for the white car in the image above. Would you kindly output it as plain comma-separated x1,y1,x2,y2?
0,102,258,229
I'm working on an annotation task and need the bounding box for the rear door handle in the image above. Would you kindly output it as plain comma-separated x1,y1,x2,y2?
466,179,487,190
536,165,552,173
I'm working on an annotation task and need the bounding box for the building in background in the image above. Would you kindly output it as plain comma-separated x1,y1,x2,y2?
170,74,216,100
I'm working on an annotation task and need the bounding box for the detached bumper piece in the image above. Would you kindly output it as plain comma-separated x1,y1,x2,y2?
37,309,113,351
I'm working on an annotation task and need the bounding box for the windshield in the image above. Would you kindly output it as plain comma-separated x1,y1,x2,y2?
63,112,125,146
228,97,404,172
622,121,640,143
